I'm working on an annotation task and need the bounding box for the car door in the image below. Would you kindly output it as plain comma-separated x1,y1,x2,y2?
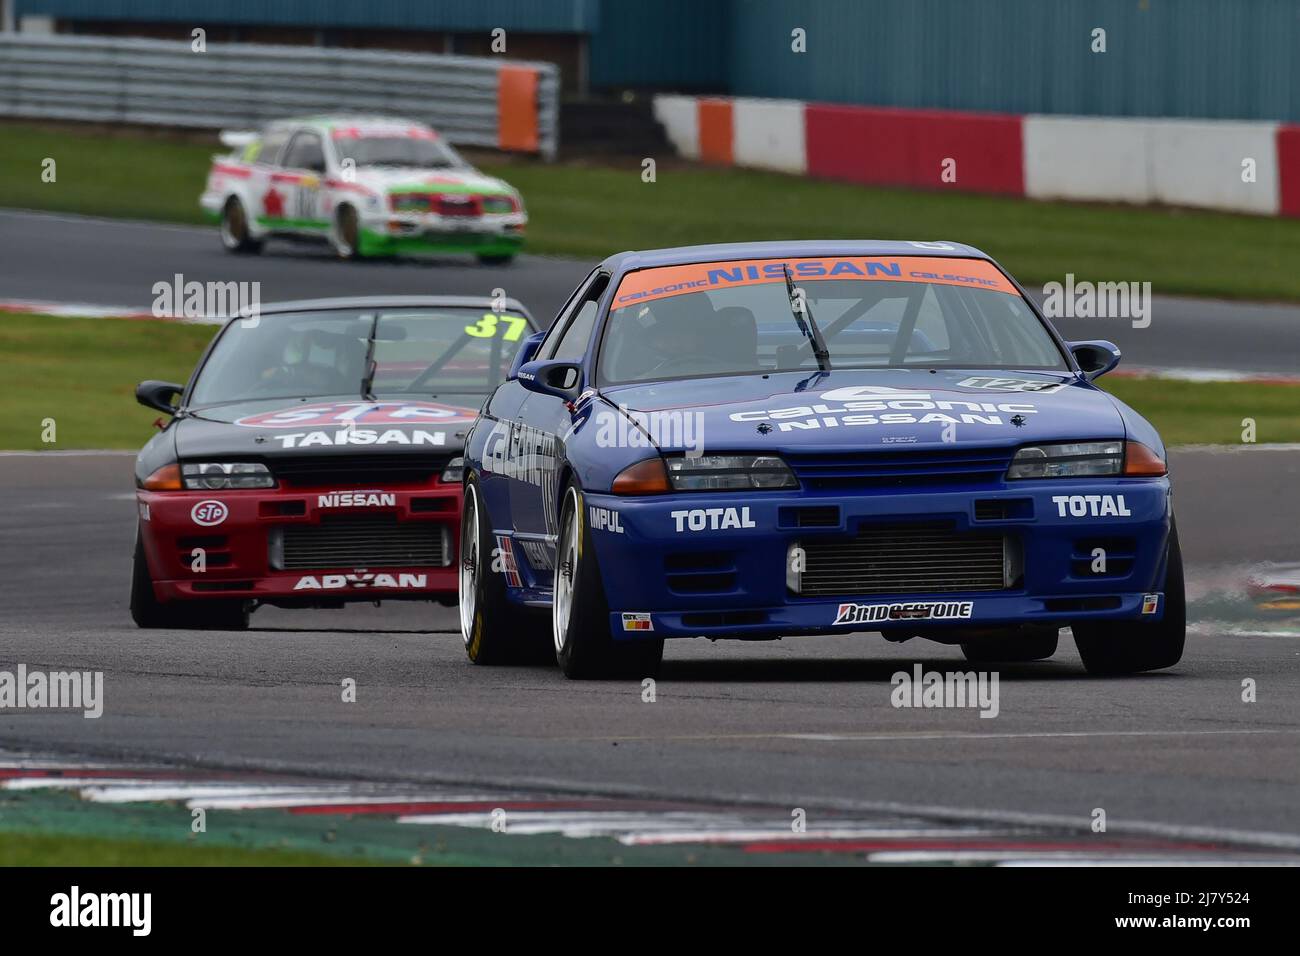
510,272,610,561
273,129,329,234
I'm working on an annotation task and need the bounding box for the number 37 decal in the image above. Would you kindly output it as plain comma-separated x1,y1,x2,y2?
465,313,529,341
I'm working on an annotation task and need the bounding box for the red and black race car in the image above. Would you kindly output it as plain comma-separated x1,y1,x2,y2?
130,295,537,629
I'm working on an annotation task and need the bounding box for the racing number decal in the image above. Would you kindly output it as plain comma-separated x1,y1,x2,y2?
292,175,322,222
465,313,528,341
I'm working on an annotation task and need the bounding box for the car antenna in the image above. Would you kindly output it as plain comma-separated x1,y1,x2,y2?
782,264,830,372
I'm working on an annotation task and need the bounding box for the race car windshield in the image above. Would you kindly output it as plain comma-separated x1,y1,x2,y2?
189,308,529,406
332,134,464,170
598,256,1068,385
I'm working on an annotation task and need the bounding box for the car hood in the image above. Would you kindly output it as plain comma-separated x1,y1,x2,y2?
353,167,515,197
172,396,481,460
596,368,1126,455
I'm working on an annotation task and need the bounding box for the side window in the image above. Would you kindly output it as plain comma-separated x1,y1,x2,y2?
537,269,599,357
283,132,326,173
257,130,290,165
544,273,608,361
551,300,599,363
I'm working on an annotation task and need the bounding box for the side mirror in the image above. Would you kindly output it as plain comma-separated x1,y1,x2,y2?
136,380,184,415
508,330,546,380
1069,340,1121,381
517,359,582,401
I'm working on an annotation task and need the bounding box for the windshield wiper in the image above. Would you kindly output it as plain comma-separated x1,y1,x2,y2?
782,264,830,372
360,313,379,400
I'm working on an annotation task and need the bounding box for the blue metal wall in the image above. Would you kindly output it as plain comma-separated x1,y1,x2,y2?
14,0,1300,120
727,0,1300,121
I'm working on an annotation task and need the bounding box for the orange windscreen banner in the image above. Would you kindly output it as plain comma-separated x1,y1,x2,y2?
612,256,1020,309
497,66,539,153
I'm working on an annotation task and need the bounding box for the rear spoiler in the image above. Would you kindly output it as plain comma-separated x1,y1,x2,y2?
219,129,258,151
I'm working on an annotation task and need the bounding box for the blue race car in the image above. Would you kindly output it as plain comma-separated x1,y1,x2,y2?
459,240,1183,678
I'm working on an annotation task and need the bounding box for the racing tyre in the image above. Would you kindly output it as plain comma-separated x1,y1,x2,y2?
459,475,552,665
1072,519,1186,675
219,197,263,254
553,483,663,679
961,626,1059,663
331,205,364,260
131,534,249,630
476,253,515,266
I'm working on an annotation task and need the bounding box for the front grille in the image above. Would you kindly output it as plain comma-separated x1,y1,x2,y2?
435,195,481,217
276,515,448,570
796,521,1009,596
786,447,1014,490
269,454,450,488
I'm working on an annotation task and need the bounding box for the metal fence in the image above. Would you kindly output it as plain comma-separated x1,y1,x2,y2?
0,33,559,157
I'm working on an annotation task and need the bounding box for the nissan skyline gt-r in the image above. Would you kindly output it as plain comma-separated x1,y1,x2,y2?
460,240,1184,679
200,115,526,264
131,295,537,630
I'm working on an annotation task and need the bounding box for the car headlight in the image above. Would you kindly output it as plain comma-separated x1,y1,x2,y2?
666,455,798,491
1006,441,1123,479
441,457,465,483
182,462,275,490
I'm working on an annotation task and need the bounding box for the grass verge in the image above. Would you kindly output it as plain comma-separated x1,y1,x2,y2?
1,311,1294,451
0,313,214,450
0,832,366,866
5,121,1300,300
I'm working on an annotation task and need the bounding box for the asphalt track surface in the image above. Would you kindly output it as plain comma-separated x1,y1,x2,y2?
3,207,1300,374
2,451,1299,851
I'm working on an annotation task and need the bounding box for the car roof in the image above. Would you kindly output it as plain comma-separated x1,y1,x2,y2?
234,295,533,320
599,240,992,274
273,115,432,132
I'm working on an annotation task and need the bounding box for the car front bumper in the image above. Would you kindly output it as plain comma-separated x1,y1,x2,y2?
137,482,460,605
576,478,1173,641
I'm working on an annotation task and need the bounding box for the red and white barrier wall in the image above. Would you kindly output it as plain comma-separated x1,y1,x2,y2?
654,94,1300,217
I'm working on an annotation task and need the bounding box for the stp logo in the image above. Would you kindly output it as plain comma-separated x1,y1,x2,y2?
235,401,476,429
191,500,228,526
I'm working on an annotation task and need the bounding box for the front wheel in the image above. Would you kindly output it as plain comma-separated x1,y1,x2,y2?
459,475,551,664
553,484,663,679
330,205,364,260
1072,519,1186,675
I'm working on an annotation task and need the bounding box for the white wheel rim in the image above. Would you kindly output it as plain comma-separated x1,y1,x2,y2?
458,485,480,645
553,488,580,653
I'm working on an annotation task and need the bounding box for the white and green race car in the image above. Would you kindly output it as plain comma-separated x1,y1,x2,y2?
201,115,527,264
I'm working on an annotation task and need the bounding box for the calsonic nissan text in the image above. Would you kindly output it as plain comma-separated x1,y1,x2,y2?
131,296,537,629
460,241,1183,678
201,116,527,263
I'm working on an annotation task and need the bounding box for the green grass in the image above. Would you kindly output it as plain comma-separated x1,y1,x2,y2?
1100,377,1300,446
0,313,214,450
6,121,1300,300
0,832,370,866
2,310,1294,450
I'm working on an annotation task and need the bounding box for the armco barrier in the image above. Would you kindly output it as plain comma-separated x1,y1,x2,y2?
0,34,559,158
657,93,1299,218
